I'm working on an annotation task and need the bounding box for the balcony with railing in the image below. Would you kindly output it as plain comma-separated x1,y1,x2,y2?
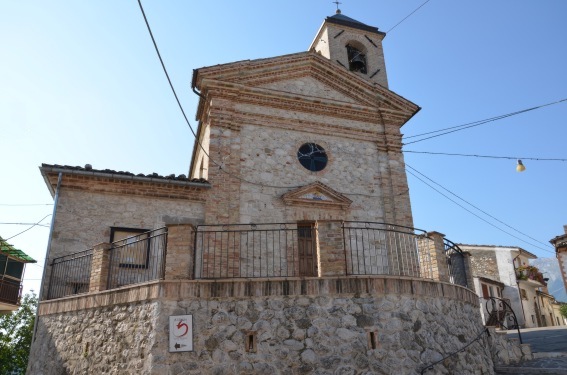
0,279,23,306
515,265,547,286
1,237,36,311
45,222,471,301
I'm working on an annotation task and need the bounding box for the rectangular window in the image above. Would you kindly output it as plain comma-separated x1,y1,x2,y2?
531,315,535,324
481,284,489,299
0,255,24,280
520,289,528,300
110,227,150,269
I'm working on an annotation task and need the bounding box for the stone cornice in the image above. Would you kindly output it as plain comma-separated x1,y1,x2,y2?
203,79,411,127
42,170,209,202
194,52,419,125
37,276,479,316
204,106,404,151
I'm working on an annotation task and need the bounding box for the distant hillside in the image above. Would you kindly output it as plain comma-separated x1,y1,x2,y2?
531,257,567,302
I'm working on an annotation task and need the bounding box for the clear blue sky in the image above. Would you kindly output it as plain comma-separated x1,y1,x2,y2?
1,1,566,297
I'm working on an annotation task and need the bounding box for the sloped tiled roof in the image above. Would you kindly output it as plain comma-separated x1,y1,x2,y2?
325,13,382,34
40,164,209,184
0,237,36,263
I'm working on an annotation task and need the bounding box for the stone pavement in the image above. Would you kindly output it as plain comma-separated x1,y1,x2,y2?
495,326,567,374
495,354,567,374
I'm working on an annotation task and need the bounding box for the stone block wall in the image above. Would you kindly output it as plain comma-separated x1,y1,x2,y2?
468,249,500,282
27,277,529,375
28,301,159,374
317,221,346,276
42,187,205,300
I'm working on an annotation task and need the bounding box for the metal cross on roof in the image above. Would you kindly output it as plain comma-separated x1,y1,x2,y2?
333,1,342,13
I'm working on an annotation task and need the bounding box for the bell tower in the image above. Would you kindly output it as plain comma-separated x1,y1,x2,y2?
310,9,388,88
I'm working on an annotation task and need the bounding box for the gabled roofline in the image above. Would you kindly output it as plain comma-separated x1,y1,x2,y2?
458,244,538,259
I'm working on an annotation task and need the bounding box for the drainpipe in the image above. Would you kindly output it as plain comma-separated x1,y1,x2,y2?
512,253,528,327
31,172,63,342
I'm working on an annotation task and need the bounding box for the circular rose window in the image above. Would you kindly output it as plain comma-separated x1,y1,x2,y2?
297,143,328,172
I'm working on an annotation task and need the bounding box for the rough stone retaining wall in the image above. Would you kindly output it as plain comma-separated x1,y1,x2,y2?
27,278,530,375
28,301,158,374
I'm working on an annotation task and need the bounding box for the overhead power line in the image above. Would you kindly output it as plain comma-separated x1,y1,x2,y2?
406,164,555,254
404,98,567,145
386,0,432,33
404,150,567,162
0,223,51,227
4,214,52,241
136,0,305,190
0,203,53,206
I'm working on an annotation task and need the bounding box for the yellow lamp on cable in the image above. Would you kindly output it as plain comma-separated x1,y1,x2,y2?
516,159,526,172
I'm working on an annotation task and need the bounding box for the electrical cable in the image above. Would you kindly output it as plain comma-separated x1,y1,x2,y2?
407,164,553,249
408,164,554,250
405,165,554,254
0,203,53,206
404,150,567,162
386,0,432,34
0,223,51,227
136,0,302,190
404,98,567,145
4,214,52,241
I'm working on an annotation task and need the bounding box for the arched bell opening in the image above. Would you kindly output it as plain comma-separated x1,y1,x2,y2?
346,42,367,74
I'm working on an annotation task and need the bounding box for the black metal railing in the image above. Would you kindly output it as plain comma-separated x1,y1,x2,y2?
420,328,490,374
107,227,167,289
0,279,23,306
343,222,432,278
47,248,93,300
194,223,315,279
443,239,469,288
485,297,522,343
194,221,469,285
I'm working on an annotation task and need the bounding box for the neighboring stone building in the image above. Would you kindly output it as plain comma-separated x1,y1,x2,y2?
27,11,531,375
550,225,567,296
458,244,564,329
536,290,565,327
0,236,36,313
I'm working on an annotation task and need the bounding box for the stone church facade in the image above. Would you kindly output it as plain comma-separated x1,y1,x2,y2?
28,12,530,375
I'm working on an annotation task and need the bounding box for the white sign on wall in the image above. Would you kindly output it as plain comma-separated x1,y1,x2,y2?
169,315,193,352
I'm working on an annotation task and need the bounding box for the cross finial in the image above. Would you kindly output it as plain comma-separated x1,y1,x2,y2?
333,1,342,14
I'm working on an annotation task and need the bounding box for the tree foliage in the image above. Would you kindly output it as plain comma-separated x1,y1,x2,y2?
0,292,38,374
560,304,567,319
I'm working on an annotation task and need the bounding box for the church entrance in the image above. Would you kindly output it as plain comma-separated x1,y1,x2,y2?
297,223,317,277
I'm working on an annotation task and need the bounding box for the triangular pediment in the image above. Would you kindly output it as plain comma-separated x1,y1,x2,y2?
193,52,419,125
258,76,358,105
281,182,352,209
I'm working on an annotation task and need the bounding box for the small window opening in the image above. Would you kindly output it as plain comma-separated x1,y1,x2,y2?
245,333,256,353
368,331,377,349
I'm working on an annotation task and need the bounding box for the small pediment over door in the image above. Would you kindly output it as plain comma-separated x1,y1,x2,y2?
281,182,352,209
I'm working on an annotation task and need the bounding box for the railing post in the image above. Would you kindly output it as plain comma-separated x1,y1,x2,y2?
165,224,196,280
462,251,474,289
318,221,347,277
89,243,111,293
425,232,450,283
